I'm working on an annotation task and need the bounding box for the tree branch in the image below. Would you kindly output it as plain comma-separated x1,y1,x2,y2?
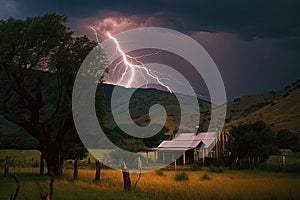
43,68,63,125
10,174,20,200
2,111,40,139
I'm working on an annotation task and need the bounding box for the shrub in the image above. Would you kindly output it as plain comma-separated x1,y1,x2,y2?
209,165,224,173
233,98,241,102
205,157,223,166
175,172,189,181
201,173,211,181
190,163,202,171
282,92,290,98
155,170,164,176
283,163,300,173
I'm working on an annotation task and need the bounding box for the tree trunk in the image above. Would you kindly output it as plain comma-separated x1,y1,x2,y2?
120,161,131,191
95,160,102,182
43,148,62,177
73,159,78,180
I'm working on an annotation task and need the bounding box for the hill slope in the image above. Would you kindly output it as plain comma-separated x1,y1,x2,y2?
103,80,300,134
103,84,211,133
226,86,300,132
1,76,300,150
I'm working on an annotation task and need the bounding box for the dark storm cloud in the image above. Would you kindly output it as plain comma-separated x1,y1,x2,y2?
13,0,300,40
3,0,300,100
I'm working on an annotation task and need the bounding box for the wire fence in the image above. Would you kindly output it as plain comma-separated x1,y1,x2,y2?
0,156,99,176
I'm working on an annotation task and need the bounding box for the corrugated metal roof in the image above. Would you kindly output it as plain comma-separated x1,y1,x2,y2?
157,132,218,151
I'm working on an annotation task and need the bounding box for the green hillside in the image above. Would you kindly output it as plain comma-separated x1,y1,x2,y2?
226,85,300,132
1,79,300,150
103,84,211,134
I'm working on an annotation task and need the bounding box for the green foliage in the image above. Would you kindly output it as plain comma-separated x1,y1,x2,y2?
103,125,169,151
0,130,38,149
282,92,290,98
276,129,300,152
0,14,71,69
204,157,223,167
62,143,87,160
174,172,189,181
119,138,147,152
201,173,211,180
259,162,300,173
228,121,279,167
233,98,241,102
142,126,170,148
104,130,125,145
209,165,224,173
190,163,202,171
291,144,300,153
155,170,164,176
0,13,107,175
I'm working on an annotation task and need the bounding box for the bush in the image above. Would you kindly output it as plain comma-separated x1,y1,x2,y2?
155,170,164,176
259,162,300,173
190,163,202,171
175,172,189,181
291,144,300,153
233,98,241,102
209,165,224,173
283,163,300,173
205,157,223,167
282,92,290,98
201,173,211,181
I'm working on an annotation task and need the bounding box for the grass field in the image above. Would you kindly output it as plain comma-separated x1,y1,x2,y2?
1,150,300,199
1,168,300,199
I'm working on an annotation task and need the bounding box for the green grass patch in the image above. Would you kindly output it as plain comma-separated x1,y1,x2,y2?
190,163,202,171
209,165,224,173
0,149,41,160
174,172,189,181
155,170,164,176
201,173,211,181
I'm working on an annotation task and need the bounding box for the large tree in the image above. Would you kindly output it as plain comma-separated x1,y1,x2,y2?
276,129,300,152
0,13,106,176
228,121,279,167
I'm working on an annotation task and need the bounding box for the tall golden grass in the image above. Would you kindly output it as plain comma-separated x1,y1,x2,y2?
1,168,300,199
62,169,300,199
1,149,300,199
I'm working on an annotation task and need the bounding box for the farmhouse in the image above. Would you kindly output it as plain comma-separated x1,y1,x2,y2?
153,131,228,165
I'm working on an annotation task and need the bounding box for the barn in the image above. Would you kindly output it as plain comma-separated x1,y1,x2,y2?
153,131,228,165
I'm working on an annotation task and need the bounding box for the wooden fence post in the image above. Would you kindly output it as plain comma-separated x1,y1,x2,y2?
120,161,131,191
73,159,78,180
95,160,102,182
4,155,10,177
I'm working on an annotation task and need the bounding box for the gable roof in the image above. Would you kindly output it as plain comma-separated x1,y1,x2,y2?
157,132,218,151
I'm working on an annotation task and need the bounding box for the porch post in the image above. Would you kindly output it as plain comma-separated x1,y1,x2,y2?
215,138,218,158
202,148,205,166
146,151,149,164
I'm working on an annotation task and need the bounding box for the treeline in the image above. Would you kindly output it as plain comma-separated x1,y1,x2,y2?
103,125,170,152
224,120,300,169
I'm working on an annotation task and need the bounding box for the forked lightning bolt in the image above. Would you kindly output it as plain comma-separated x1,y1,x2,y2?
90,27,201,95
106,32,173,93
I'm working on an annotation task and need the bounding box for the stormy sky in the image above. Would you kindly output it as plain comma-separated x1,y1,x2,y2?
1,0,300,100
